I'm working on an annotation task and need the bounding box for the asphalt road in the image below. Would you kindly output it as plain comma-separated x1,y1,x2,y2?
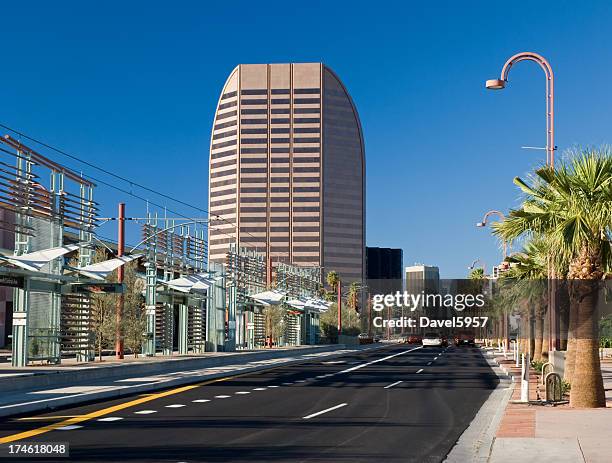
0,344,498,463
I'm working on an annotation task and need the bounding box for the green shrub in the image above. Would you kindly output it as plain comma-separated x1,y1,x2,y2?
561,380,571,397
531,360,545,372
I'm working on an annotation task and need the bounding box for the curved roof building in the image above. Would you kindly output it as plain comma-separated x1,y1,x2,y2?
208,63,365,283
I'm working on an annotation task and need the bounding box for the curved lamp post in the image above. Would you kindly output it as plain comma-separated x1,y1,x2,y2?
485,52,555,167
476,210,507,258
468,259,486,275
486,52,558,352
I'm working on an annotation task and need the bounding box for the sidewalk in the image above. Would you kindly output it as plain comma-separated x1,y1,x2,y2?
0,343,387,418
488,351,612,463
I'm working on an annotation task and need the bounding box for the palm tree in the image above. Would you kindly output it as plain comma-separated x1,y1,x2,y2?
326,271,340,292
503,238,552,362
468,267,485,279
494,147,612,408
347,282,360,313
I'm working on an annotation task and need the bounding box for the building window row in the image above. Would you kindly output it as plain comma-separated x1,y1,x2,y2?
210,169,236,179
241,89,267,95
211,149,236,160
214,119,237,131
241,118,267,125
212,130,237,140
210,178,237,188
212,139,237,150
221,90,237,100
218,100,237,110
294,88,320,94
216,110,237,120
241,98,267,105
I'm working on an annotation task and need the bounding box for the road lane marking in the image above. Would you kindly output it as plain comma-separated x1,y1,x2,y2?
339,346,423,374
165,404,186,408
253,387,267,391
192,399,210,403
214,395,231,399
303,403,348,419
384,381,402,389
416,369,424,374
16,415,81,421
0,347,392,444
434,356,438,360
56,425,82,431
97,417,123,422
427,362,432,365
235,391,250,395
268,385,279,388
282,382,293,385
134,410,157,414
0,375,236,444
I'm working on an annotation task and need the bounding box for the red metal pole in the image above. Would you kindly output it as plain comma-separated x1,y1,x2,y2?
115,203,125,359
337,280,342,339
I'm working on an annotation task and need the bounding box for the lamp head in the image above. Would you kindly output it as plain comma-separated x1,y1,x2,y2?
485,79,506,90
476,222,486,227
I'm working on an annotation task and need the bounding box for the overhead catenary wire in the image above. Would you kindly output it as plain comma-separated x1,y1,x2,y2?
0,122,281,255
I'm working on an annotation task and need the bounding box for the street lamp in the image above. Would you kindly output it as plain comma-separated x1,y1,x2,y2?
476,210,507,258
485,52,555,167
468,259,486,275
486,52,558,351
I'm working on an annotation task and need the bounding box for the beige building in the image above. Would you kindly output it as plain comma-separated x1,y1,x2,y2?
207,63,365,283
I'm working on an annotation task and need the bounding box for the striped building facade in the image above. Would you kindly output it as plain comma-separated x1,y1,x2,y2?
208,63,365,283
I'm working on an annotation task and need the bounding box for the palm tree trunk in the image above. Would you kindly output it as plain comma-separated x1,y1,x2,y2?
541,304,550,362
570,279,606,408
534,311,543,362
558,282,570,351
564,287,580,384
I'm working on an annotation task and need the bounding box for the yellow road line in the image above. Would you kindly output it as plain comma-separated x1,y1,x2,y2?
0,376,234,444
16,415,82,421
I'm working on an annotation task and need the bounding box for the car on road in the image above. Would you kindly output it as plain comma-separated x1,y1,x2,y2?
374,335,382,343
422,332,443,347
454,331,476,346
358,333,374,344
407,334,422,344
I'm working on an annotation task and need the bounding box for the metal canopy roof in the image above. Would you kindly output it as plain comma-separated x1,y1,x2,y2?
250,290,286,306
76,254,143,281
0,244,80,272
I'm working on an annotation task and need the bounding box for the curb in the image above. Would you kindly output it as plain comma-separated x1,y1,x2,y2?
0,345,348,393
0,344,389,418
443,348,513,463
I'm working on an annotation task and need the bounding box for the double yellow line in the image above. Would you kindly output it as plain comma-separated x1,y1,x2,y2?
0,376,233,444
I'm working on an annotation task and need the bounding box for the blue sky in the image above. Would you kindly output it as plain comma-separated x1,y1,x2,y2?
1,1,611,277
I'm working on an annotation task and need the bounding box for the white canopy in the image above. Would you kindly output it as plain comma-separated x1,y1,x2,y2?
285,298,307,310
305,298,332,312
163,273,218,293
0,244,80,272
76,254,143,281
250,290,286,306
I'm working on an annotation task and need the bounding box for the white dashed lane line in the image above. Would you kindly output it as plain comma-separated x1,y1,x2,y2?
134,410,157,415
235,391,250,395
192,399,210,403
214,395,231,399
416,369,424,374
427,362,432,366
57,425,83,431
253,388,267,391
165,404,186,408
383,380,402,389
303,403,348,420
97,417,123,422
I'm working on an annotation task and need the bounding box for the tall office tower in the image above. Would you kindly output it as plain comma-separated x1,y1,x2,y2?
207,63,365,283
